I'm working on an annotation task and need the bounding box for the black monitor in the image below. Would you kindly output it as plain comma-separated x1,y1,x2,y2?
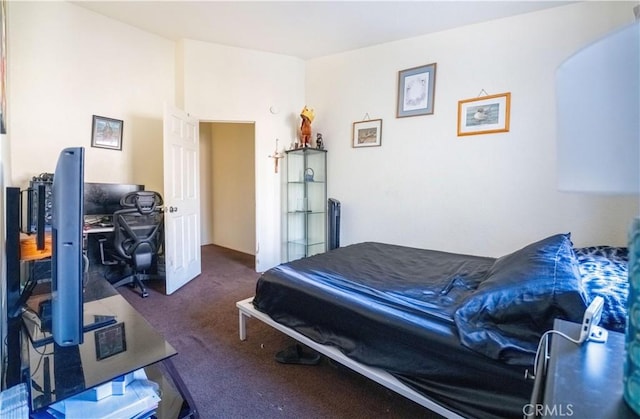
16,149,117,348
84,183,145,217
51,147,85,346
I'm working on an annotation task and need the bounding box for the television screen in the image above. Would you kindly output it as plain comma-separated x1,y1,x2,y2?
51,147,85,346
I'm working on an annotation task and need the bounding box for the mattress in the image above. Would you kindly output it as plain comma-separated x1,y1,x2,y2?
253,242,531,418
252,238,628,418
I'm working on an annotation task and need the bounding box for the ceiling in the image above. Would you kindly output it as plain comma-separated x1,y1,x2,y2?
72,1,571,60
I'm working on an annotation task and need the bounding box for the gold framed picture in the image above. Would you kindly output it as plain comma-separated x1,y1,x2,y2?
457,92,511,136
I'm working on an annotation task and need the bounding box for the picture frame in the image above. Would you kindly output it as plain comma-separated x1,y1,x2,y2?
91,115,123,150
457,92,511,136
352,119,382,148
94,322,126,361
396,63,437,118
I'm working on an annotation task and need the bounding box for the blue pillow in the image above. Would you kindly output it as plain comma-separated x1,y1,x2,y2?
454,233,589,365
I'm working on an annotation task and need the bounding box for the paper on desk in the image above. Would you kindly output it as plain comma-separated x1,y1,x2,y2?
47,379,160,419
0,383,29,419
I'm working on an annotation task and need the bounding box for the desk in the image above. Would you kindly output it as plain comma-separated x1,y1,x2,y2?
84,225,115,234
18,226,115,261
21,274,197,418
20,233,52,261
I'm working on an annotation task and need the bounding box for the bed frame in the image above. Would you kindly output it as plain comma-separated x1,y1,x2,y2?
236,297,462,419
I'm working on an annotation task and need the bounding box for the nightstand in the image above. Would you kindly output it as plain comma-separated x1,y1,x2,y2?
530,319,636,418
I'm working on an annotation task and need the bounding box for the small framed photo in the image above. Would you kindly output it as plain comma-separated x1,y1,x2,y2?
457,92,511,136
397,63,437,118
91,115,123,150
94,322,126,361
352,119,382,148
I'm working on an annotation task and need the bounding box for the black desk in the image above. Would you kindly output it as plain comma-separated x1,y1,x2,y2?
536,319,635,419
21,274,196,418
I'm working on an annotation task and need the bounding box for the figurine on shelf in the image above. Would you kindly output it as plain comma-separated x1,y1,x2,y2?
316,133,324,150
300,106,315,148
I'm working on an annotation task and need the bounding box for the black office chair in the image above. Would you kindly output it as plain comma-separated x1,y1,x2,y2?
102,191,164,298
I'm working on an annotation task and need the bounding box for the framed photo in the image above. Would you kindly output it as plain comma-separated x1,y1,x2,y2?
91,115,123,150
457,92,511,136
397,63,437,118
352,119,382,148
94,322,126,360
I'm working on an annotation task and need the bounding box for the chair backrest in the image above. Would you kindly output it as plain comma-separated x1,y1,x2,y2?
112,191,164,269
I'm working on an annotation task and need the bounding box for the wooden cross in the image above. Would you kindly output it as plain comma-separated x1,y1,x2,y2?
268,139,284,173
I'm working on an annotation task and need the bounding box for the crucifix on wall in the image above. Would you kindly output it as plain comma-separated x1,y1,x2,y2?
268,138,284,173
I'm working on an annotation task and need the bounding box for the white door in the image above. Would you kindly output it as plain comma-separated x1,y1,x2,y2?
163,103,201,294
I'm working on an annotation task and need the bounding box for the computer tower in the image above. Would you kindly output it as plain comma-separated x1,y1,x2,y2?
328,198,341,250
28,173,54,234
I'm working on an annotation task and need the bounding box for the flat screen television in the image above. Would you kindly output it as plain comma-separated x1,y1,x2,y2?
51,147,85,346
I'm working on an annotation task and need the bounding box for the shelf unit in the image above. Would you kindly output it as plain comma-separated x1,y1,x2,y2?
285,148,327,262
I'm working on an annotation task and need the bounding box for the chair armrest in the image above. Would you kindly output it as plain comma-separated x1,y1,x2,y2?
97,236,119,266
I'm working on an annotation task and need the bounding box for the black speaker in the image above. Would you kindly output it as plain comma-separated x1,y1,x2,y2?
328,198,341,250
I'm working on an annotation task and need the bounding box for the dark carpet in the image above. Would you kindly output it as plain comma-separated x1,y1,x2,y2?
119,245,441,419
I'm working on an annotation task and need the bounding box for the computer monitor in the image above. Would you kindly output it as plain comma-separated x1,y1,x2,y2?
84,183,145,217
17,151,119,348
51,147,85,346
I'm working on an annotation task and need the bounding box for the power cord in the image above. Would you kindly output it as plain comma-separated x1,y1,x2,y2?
533,329,581,378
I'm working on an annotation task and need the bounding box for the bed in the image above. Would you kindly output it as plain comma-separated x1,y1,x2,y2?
237,233,628,418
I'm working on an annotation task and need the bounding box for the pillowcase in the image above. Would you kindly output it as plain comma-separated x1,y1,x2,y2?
454,233,589,365
575,246,629,333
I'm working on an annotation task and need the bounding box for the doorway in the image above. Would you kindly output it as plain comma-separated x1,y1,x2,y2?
199,121,256,261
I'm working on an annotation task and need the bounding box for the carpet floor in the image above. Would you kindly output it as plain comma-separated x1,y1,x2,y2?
119,245,441,419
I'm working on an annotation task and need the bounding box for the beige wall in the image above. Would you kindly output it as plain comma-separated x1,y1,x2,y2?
208,122,256,255
307,1,639,256
7,2,306,271
199,121,256,254
199,122,213,244
7,1,174,192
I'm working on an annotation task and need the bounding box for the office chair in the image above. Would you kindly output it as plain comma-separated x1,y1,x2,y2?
101,191,164,298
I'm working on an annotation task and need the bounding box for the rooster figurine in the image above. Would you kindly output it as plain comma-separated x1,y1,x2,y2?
300,106,315,147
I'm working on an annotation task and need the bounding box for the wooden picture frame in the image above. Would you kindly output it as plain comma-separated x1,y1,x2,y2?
397,63,437,118
457,92,511,136
352,119,382,148
91,115,123,150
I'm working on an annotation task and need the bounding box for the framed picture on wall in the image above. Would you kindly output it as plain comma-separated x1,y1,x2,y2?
396,63,437,118
457,92,511,136
352,119,382,148
91,115,123,150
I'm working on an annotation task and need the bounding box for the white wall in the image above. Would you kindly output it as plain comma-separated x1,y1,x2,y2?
8,1,174,191
178,40,305,270
307,1,639,257
6,1,637,270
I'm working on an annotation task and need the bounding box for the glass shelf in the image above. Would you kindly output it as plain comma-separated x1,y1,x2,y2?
285,148,327,262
